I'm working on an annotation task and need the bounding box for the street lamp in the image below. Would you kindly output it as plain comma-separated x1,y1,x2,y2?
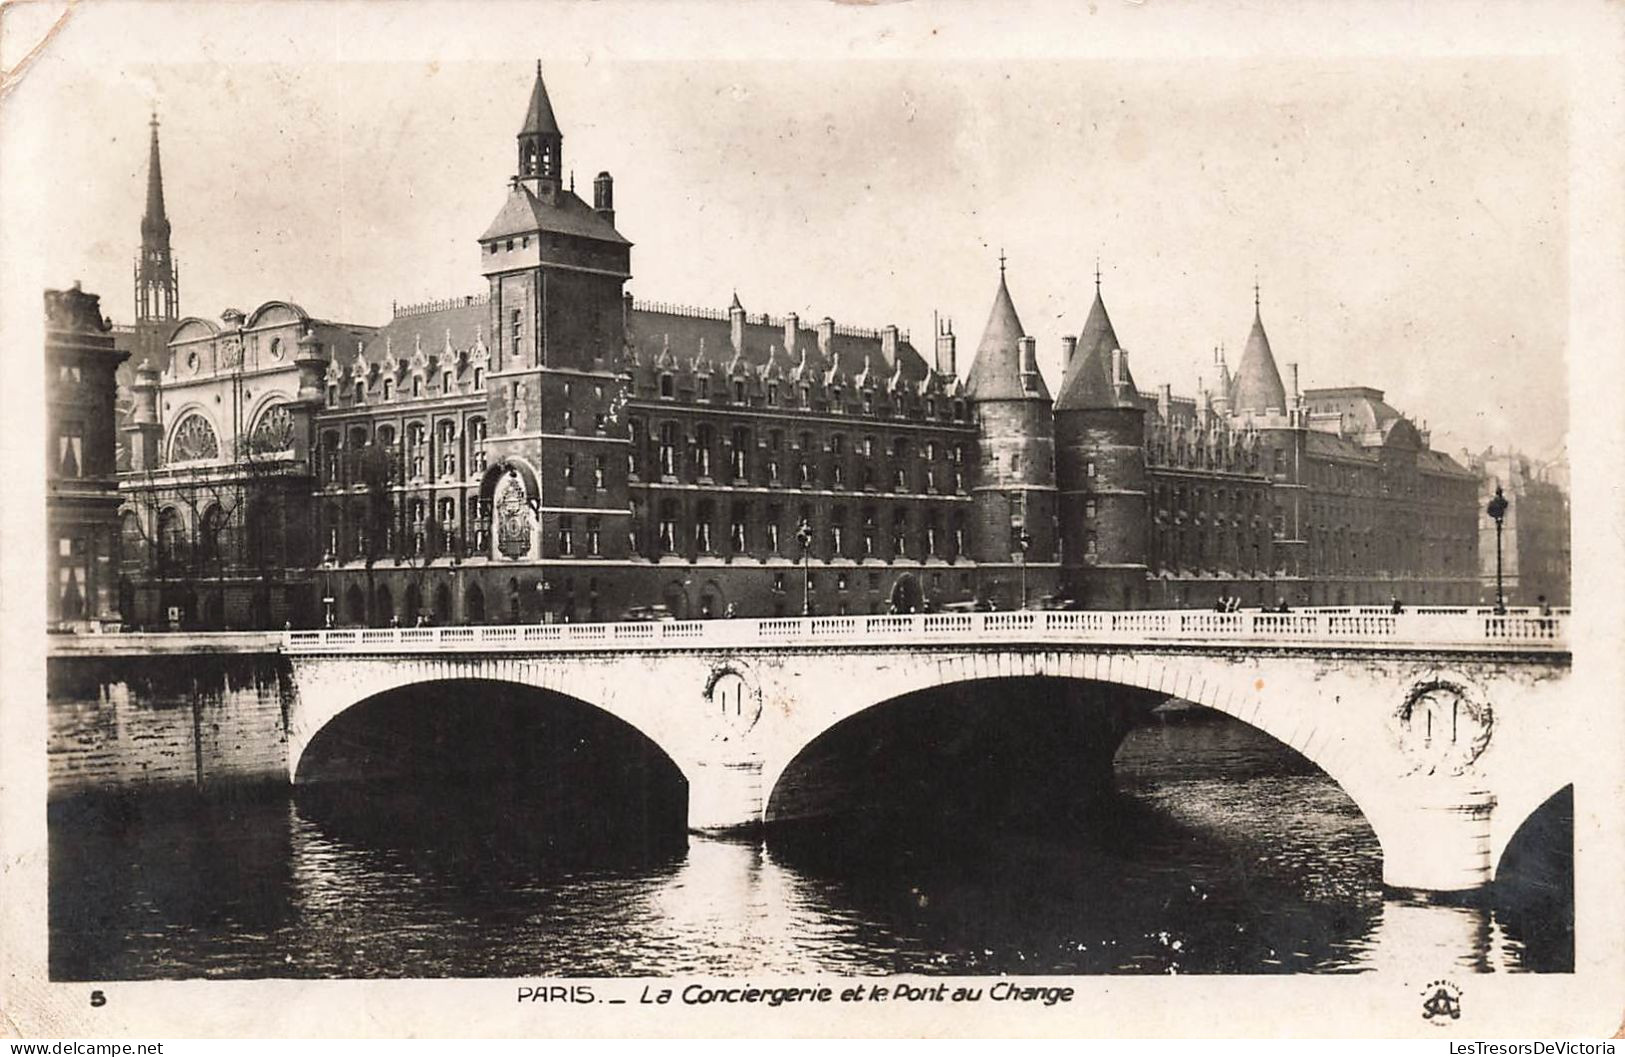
1016,528,1032,610
795,518,813,616
1486,484,1509,613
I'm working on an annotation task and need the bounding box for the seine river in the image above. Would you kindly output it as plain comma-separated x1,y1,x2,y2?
49,712,1570,979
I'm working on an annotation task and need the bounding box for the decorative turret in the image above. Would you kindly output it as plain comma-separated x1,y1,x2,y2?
1053,273,1148,608
517,61,563,200
964,260,1057,604
1230,286,1287,416
1211,345,1233,416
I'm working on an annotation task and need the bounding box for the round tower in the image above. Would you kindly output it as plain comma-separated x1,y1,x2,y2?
1053,281,1149,609
963,264,1057,608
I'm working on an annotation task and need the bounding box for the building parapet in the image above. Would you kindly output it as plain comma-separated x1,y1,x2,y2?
392,294,490,318
632,298,907,342
280,605,1569,656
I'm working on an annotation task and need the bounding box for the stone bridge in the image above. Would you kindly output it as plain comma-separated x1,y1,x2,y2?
276,606,1572,894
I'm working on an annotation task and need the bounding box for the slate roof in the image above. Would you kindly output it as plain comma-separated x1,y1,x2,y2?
1229,308,1288,413
521,63,561,137
627,307,929,384
1055,289,1133,411
480,184,629,245
963,274,1047,401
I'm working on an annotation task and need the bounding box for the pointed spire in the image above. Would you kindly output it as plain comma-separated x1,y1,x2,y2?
521,61,561,138
1054,280,1126,411
141,111,171,244
1230,292,1287,414
964,264,1046,401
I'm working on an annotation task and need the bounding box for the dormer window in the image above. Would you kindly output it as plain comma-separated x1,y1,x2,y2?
659,374,675,399
382,377,393,400
733,380,746,403
862,391,874,415
767,382,779,405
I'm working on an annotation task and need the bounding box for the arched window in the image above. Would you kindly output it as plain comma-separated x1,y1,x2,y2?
658,422,677,477
120,511,145,571
437,420,458,478
467,418,486,470
169,414,219,462
199,504,230,566
157,507,186,570
407,423,426,479
696,424,715,478
249,404,295,455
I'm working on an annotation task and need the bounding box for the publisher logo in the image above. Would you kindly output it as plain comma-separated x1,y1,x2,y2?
1421,979,1463,1023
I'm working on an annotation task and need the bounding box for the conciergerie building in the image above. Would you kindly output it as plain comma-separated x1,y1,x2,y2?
106,66,1480,630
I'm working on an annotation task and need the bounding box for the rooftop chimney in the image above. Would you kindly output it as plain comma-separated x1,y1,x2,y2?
1061,335,1077,364
935,319,957,376
593,171,615,226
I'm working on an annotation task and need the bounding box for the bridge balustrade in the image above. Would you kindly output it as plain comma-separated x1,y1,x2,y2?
276,607,1567,656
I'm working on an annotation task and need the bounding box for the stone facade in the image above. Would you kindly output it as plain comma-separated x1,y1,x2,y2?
1471,448,1572,606
109,66,1495,628
47,284,128,630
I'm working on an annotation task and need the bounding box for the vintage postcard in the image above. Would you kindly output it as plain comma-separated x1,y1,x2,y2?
2,0,1621,1039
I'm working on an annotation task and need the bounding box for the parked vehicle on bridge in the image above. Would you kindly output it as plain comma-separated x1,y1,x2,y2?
620,604,677,623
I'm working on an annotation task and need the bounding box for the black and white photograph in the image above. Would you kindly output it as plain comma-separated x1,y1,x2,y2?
2,0,1621,1040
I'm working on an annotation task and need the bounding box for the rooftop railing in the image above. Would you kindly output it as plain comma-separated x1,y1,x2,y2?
282,606,1569,656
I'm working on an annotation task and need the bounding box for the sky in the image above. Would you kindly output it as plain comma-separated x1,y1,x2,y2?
10,2,1573,462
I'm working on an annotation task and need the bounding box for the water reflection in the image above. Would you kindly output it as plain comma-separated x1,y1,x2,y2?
49,713,1571,979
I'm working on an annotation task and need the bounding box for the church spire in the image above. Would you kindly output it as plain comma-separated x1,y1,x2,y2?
517,61,563,197
134,111,179,367
141,112,170,245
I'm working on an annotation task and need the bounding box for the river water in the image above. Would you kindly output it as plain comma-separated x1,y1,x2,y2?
49,712,1571,979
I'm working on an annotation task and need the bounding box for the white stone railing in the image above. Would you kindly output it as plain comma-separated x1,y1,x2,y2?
282,606,1569,656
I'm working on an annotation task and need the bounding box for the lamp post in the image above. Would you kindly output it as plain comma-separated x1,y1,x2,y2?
1016,528,1032,610
795,518,813,616
1487,485,1509,613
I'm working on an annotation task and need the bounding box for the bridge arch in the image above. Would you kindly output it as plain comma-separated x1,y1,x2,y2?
757,648,1392,835
285,656,697,791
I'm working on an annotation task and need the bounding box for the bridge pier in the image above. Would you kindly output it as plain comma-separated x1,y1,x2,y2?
1371,782,1496,894
686,757,766,835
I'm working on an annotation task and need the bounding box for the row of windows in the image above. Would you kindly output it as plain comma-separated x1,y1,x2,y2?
640,370,969,424
326,365,485,408
629,420,970,493
629,499,969,562
319,418,488,486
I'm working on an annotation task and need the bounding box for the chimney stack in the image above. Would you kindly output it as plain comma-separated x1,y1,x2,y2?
881,324,899,364
593,172,615,226
783,312,799,358
729,294,746,356
934,318,957,376
817,317,835,360
1061,335,1077,364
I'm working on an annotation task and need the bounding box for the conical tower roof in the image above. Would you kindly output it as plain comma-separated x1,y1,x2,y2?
520,62,561,138
1229,303,1287,414
964,271,1033,401
141,113,170,244
1055,288,1127,410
